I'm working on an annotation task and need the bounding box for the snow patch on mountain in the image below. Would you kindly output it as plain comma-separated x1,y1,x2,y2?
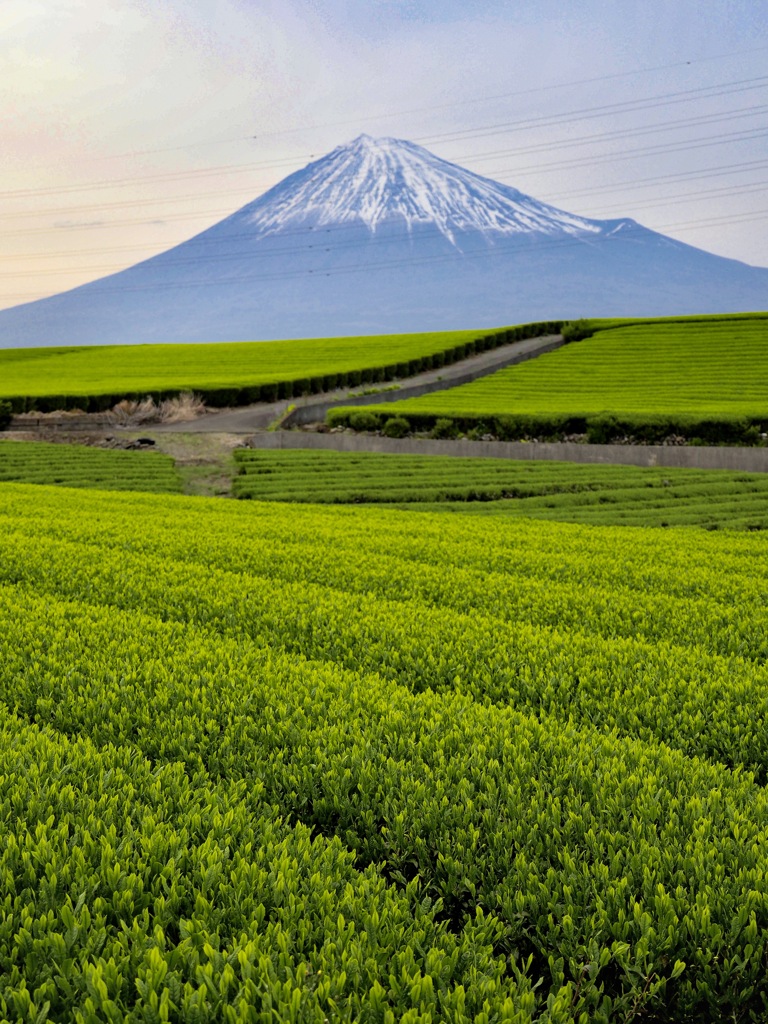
2,132,766,349
239,134,603,245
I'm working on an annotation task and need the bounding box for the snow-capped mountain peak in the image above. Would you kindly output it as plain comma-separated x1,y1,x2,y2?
2,132,766,349
237,134,602,244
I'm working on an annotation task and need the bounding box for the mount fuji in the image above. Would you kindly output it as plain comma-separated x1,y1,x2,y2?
1,134,767,347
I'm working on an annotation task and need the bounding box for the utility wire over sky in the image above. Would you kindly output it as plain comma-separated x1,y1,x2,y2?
1,0,767,309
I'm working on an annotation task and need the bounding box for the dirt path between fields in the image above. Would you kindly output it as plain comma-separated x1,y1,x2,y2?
10,326,766,477
149,333,563,434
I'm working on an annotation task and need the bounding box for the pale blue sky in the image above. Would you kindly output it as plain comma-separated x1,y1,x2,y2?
2,0,767,308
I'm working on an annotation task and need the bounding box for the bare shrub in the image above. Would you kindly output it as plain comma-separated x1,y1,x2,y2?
158,392,206,423
109,392,205,426
109,397,159,426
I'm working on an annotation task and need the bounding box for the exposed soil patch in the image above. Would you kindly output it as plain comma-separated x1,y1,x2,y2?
144,432,246,497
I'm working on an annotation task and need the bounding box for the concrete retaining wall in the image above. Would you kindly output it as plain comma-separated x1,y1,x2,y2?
4,417,114,434
248,431,768,472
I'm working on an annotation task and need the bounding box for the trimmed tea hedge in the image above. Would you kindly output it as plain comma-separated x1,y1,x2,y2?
0,321,562,413
0,440,182,493
330,314,768,445
231,448,768,529
2,483,768,1018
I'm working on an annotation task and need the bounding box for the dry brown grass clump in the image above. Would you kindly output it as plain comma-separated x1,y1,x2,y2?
109,392,206,425
158,392,207,423
109,397,157,425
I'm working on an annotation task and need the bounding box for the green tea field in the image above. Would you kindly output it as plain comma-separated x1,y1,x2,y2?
0,322,559,413
3,481,768,1021
0,440,182,494
331,313,768,442
233,447,768,528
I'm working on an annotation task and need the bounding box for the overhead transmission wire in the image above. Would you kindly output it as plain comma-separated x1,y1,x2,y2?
9,41,768,173
4,189,768,289
577,181,768,216
7,174,768,265
3,110,766,278
241,44,768,142
550,157,768,200
418,77,768,146
3,53,768,298
5,197,768,302
3,154,766,243
3,94,767,224
6,220,768,302
1,73,767,203
482,125,768,176
463,104,768,161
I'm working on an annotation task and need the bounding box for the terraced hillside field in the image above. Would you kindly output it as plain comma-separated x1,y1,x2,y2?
331,313,768,442
233,448,768,529
3,481,768,1020
0,439,182,493
0,321,559,412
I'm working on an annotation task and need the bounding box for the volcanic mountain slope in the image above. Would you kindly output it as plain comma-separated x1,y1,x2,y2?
1,134,767,347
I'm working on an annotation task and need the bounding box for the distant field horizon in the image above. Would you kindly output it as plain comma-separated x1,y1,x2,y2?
0,321,558,412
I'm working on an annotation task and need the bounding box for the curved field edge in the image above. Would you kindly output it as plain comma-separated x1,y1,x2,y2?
3,482,768,1019
0,320,560,413
326,312,768,444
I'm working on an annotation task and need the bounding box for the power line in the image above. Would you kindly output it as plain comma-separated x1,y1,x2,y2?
14,42,768,170
6,178,768,264
2,74,767,203
3,204,767,295
580,181,768,216
485,126,768,176
547,158,768,200
462,104,768,162
2,156,764,243
246,45,768,142
420,77,768,147
662,207,768,230
2,100,766,225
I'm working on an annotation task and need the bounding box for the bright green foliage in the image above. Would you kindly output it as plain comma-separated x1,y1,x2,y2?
0,709,526,1023
0,440,182,493
381,416,411,439
2,483,768,1019
335,314,768,440
0,321,560,412
232,448,768,529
